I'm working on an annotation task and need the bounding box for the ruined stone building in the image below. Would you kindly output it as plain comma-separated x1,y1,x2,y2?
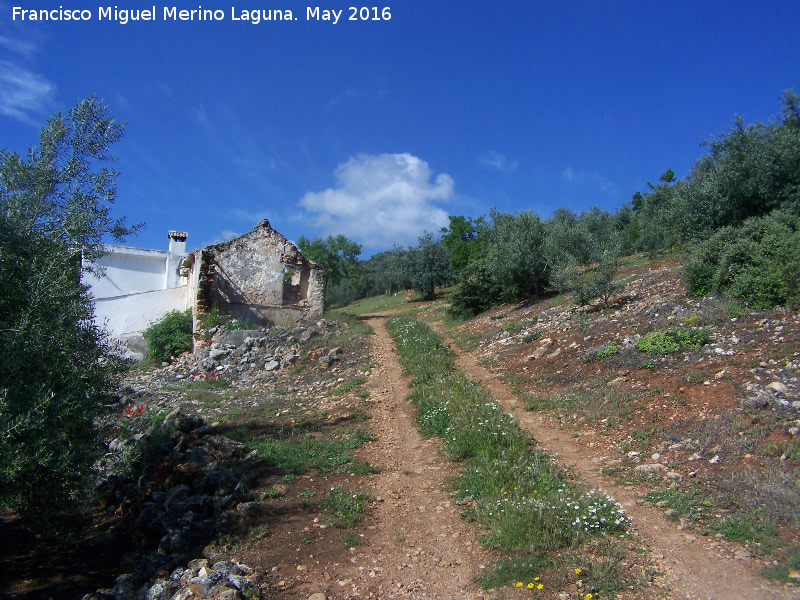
183,220,325,336
84,220,324,352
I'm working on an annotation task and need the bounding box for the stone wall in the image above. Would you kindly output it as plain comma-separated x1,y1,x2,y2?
186,220,325,340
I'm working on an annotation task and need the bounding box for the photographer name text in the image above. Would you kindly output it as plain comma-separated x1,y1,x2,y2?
12,6,392,25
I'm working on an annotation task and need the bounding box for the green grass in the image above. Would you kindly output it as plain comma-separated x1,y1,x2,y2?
500,319,534,333
387,317,634,590
344,293,411,316
761,546,800,584
248,427,375,474
323,309,375,336
322,486,371,528
327,376,367,396
645,487,709,523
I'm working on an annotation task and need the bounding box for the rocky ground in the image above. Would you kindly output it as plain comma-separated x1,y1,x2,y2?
2,253,799,600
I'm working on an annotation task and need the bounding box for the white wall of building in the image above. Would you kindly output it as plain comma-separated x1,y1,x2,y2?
94,287,188,339
86,247,173,298
84,233,189,346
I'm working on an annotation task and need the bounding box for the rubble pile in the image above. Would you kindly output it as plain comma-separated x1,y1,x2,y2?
86,411,269,600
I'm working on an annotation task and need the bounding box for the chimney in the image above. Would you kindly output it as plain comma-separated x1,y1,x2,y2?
166,231,188,289
168,230,188,255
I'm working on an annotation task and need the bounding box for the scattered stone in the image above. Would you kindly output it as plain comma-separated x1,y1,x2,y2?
634,463,667,474
767,381,789,395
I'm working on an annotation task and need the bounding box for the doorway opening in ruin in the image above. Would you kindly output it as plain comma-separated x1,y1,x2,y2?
282,265,310,306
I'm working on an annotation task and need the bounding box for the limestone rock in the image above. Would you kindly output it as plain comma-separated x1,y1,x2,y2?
767,381,789,395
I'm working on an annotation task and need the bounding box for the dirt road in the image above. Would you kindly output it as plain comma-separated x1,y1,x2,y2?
293,317,503,599
449,338,800,600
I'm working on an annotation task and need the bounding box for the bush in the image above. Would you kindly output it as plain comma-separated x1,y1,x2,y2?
636,328,710,355
556,254,623,308
683,212,800,309
143,310,193,362
447,261,504,318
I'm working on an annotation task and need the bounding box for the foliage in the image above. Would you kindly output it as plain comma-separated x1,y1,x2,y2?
635,328,710,355
631,91,800,250
405,231,452,300
447,260,505,318
683,211,800,309
440,214,483,270
297,234,362,306
142,309,193,362
0,96,136,520
584,342,619,363
447,210,550,317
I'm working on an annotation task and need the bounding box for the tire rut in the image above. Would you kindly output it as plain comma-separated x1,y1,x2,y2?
447,335,800,600
321,317,502,599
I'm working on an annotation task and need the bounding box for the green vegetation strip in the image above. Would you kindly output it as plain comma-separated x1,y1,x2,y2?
249,427,378,475
387,317,633,593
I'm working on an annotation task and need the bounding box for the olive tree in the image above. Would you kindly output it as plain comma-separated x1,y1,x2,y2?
0,96,137,520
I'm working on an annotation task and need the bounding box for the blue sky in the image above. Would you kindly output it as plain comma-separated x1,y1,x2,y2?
1,1,798,256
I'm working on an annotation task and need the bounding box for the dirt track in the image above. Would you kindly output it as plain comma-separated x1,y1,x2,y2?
448,333,800,600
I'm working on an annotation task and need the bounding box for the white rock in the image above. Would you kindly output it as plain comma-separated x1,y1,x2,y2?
634,463,667,474
767,381,789,395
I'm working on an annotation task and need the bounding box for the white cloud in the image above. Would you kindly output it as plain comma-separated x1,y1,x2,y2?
300,153,453,248
0,60,54,124
480,150,518,172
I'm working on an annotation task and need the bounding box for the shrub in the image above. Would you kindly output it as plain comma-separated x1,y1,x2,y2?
143,310,193,362
447,261,504,318
636,328,710,355
683,212,800,309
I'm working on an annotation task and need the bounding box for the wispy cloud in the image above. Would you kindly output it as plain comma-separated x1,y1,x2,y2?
562,165,617,194
480,150,519,173
299,153,453,248
0,9,55,125
0,60,55,124
230,207,271,224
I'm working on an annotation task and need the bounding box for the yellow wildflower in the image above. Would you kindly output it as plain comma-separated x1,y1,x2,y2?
527,583,534,589
516,582,523,588
534,576,540,581
537,584,544,590
575,568,582,575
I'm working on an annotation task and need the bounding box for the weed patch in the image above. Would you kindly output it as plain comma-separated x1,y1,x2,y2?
636,327,710,354
322,486,371,528
327,377,367,396
249,427,374,474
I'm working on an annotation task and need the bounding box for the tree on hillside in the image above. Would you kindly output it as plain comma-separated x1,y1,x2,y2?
297,234,362,306
440,215,483,271
0,96,138,521
406,232,452,301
